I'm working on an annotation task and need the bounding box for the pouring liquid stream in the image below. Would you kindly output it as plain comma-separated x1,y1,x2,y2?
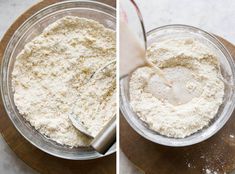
120,20,202,105
119,20,171,87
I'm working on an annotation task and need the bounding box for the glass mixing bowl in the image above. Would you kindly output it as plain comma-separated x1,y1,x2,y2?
1,0,116,160
120,25,235,147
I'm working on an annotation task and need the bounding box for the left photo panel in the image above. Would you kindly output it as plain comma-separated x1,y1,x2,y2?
0,0,116,174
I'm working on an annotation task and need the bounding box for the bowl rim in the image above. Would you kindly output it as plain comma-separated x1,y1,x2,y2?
1,0,116,160
120,24,235,147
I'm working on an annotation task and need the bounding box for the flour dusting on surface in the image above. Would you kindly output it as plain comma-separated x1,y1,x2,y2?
12,16,116,147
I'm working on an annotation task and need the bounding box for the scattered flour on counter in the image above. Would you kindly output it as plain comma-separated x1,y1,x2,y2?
12,16,116,147
205,169,217,174
129,38,224,138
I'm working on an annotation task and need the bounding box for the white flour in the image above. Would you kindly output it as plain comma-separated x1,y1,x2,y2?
12,16,116,147
129,38,224,138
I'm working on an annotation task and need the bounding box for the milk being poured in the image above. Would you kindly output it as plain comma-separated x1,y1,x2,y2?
119,20,146,77
120,19,197,105
119,19,171,86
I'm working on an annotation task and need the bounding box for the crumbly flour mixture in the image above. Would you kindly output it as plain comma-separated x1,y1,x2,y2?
12,16,116,147
129,38,224,138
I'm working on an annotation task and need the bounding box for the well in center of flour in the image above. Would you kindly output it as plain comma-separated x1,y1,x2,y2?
129,38,224,138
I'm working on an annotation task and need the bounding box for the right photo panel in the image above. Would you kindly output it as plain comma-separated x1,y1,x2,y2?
119,0,235,174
